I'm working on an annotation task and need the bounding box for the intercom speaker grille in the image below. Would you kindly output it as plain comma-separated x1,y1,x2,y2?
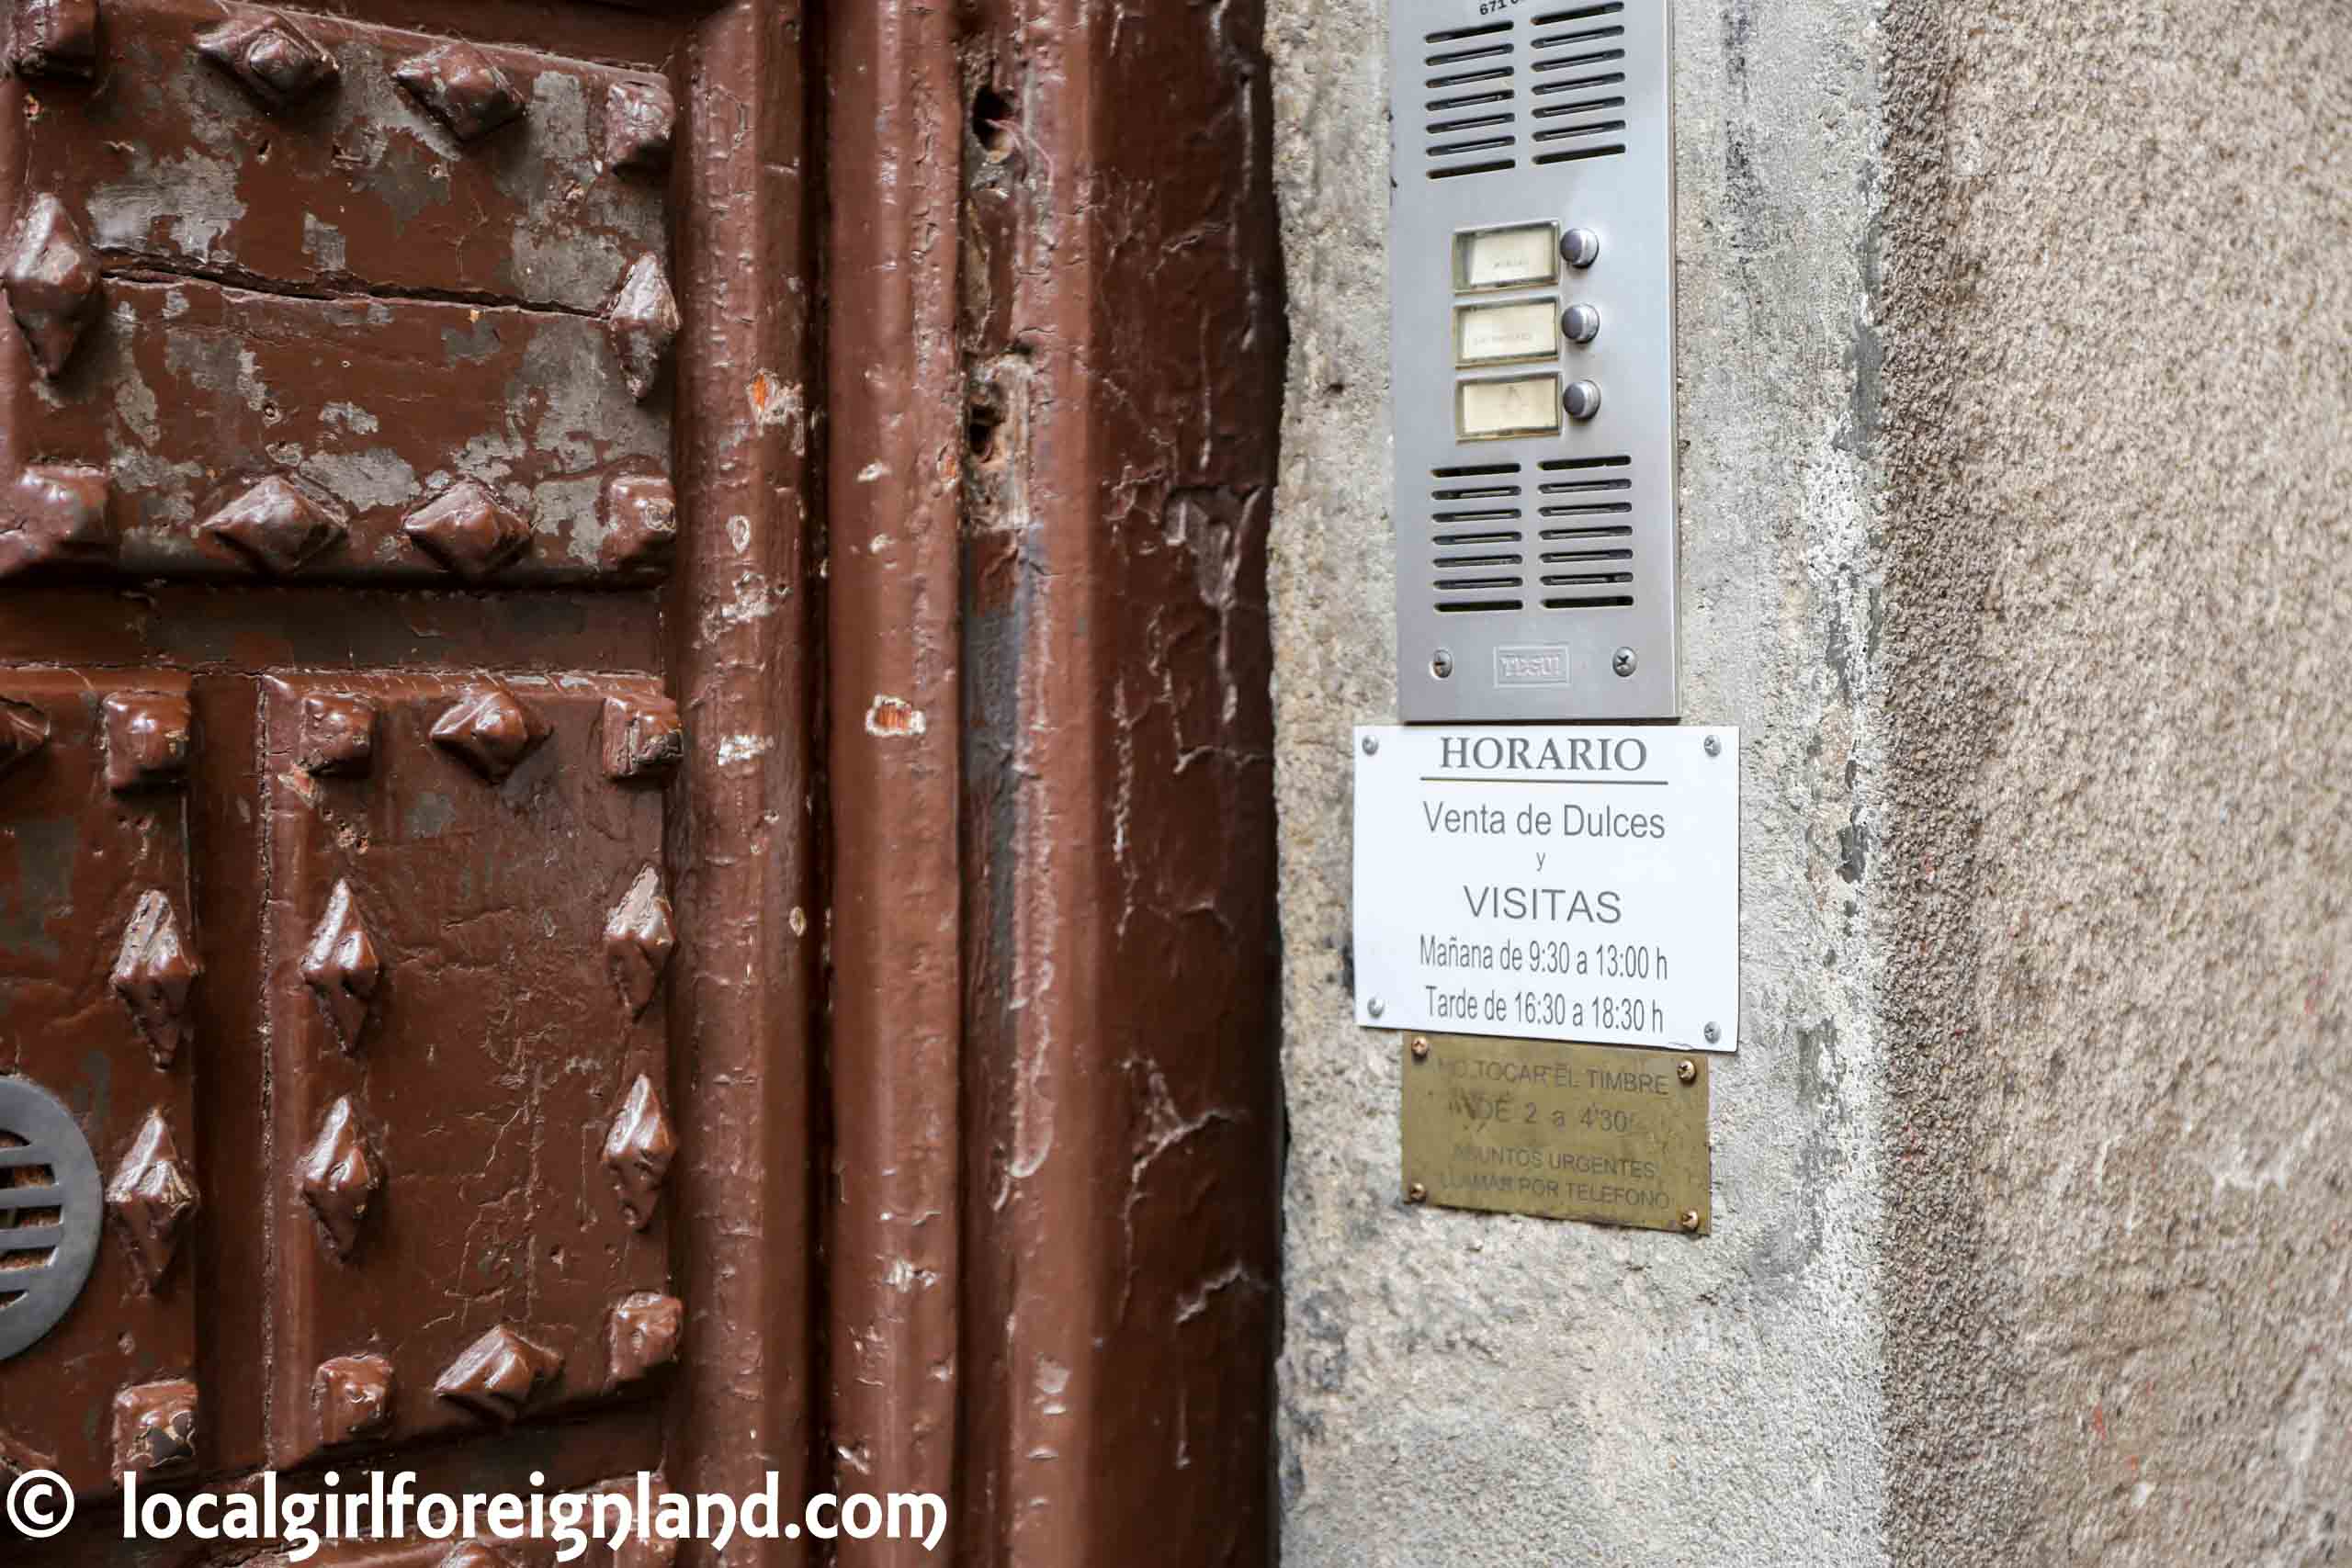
1529,4,1630,164
1426,457,1637,614
1420,20,1519,179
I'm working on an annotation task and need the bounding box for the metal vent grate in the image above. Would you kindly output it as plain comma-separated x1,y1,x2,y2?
1429,463,1525,611
1529,3,1629,164
1422,21,1518,180
0,1077,101,1362
1534,454,1634,607
1427,458,1637,614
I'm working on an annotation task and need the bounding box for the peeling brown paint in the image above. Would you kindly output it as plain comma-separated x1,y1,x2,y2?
16,0,667,313
662,6,822,1568
824,2,967,1561
953,1,1285,1564
0,0,1279,1558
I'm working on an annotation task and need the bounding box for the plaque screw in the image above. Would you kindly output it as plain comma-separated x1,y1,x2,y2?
1677,1059,1696,1084
1679,1210,1702,1234
1368,998,1386,1021
1612,648,1637,678
1362,735,1379,756
1408,1183,1429,1205
1704,735,1723,758
1410,1036,1430,1061
1430,649,1454,680
1703,1022,1721,1045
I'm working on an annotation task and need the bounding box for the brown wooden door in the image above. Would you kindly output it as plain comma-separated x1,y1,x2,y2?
0,0,1285,1562
0,0,817,1556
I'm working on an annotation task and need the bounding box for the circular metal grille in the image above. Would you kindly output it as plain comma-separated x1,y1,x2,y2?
0,1076,101,1362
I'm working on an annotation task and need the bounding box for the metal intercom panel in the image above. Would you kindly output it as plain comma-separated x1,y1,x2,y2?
1389,0,1678,721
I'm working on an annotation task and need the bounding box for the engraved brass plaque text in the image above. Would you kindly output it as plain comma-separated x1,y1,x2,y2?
1400,1033,1711,1234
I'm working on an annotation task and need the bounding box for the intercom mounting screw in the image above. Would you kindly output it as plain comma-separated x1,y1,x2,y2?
1430,649,1454,680
1677,1059,1697,1085
1612,648,1637,678
1704,736,1723,758
1703,1022,1722,1044
1679,1210,1702,1234
1408,1183,1430,1205
1368,998,1386,1020
1362,735,1379,756
1410,1036,1430,1062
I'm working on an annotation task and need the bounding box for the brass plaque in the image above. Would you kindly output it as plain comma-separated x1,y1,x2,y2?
1400,1033,1711,1234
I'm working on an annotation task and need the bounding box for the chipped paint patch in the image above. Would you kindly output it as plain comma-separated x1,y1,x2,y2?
747,371,808,455
865,696,927,739
717,733,773,767
112,367,161,446
728,514,752,552
88,146,248,257
301,212,348,274
299,448,418,513
698,571,786,640
858,461,889,483
788,907,808,937
320,401,380,436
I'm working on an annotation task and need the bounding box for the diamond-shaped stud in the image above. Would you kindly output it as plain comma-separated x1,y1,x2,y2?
105,1111,198,1292
434,1324,560,1422
607,1292,684,1389
601,472,678,575
301,878,381,1051
197,11,338,110
0,463,113,579
600,694,683,782
4,194,99,378
199,475,346,575
607,254,679,401
300,1096,380,1258
0,696,49,780
9,0,97,78
431,684,548,783
602,1072,676,1231
402,479,532,580
313,1353,395,1447
605,867,676,1017
298,694,376,776
297,693,378,776
112,890,199,1068
392,40,525,142
113,1381,198,1475
102,691,193,792
604,77,673,175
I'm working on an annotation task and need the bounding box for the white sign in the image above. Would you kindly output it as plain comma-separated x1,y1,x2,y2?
1352,725,1739,1053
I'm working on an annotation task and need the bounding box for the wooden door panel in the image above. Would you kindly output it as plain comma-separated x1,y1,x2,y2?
13,278,673,584
0,669,199,1498
0,2,819,1555
257,671,678,1467
9,0,670,311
